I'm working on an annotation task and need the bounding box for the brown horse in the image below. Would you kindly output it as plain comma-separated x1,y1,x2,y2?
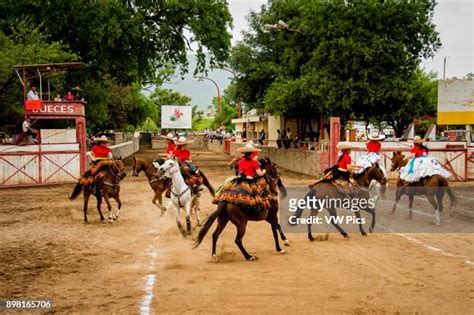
69,158,126,223
131,157,168,215
294,163,385,241
390,152,455,226
194,158,288,261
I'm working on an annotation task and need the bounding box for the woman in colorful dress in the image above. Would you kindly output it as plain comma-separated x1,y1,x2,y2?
323,143,361,182
79,135,113,185
214,144,272,211
355,130,387,176
400,136,451,183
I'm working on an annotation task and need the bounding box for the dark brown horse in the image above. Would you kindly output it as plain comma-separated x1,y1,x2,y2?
69,158,126,223
132,157,168,216
296,163,386,241
390,152,455,226
194,158,288,261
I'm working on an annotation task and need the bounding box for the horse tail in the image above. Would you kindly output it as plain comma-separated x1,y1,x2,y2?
193,202,225,249
199,170,215,197
277,177,287,199
69,182,83,200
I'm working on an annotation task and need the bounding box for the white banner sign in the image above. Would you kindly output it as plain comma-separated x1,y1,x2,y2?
437,80,474,125
161,105,192,129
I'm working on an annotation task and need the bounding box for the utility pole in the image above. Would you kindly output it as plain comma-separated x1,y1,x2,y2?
443,56,447,80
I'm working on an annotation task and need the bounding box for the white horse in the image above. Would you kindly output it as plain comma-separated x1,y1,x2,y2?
159,159,201,236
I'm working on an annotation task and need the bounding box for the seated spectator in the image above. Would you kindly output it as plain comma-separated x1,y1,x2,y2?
27,86,39,100
64,91,75,102
54,94,62,102
72,87,85,101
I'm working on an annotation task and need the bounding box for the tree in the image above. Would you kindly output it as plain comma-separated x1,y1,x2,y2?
212,84,238,130
230,0,441,135
0,0,232,84
0,21,77,125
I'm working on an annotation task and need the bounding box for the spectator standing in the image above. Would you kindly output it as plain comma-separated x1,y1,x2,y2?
54,94,62,101
258,129,266,145
276,129,282,148
286,128,292,148
241,127,247,142
27,86,39,100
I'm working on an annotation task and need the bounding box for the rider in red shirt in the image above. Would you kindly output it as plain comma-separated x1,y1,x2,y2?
411,144,427,157
170,136,197,173
366,140,382,153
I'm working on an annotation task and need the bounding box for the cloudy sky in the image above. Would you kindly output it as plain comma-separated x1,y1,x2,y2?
163,0,473,110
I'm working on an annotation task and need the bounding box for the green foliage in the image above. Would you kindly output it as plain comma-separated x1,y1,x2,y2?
0,0,232,129
230,0,441,134
193,118,214,131
212,84,238,129
0,0,232,84
139,117,160,132
0,22,77,125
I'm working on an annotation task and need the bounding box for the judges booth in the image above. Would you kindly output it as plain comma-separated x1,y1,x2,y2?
0,63,88,188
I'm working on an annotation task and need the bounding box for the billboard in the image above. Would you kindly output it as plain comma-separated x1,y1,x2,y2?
437,80,474,125
161,105,192,129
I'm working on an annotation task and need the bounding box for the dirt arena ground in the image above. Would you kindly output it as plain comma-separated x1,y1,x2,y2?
1,149,473,314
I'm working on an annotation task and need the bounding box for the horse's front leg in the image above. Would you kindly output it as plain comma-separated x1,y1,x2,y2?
112,188,122,220
426,193,441,226
83,189,91,224
174,201,186,237
266,213,284,253
103,194,114,223
152,188,167,216
390,186,404,215
185,199,192,236
406,194,414,220
354,209,367,236
193,195,202,227
96,192,105,223
327,208,348,238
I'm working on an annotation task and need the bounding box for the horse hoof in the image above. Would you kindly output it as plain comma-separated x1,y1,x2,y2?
109,219,114,224
283,240,290,246
343,234,349,238
278,249,285,254
212,255,219,263
83,221,90,224
247,256,258,261
369,227,374,233
308,236,315,242
101,220,106,224
362,232,367,236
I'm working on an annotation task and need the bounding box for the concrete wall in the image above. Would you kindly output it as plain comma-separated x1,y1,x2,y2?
229,142,321,176
151,135,207,150
87,132,140,163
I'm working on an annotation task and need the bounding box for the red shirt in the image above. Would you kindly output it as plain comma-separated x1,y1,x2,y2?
251,151,258,159
411,145,427,157
238,158,261,177
64,93,75,101
337,152,351,170
166,142,176,154
91,145,111,158
173,147,190,162
366,140,381,153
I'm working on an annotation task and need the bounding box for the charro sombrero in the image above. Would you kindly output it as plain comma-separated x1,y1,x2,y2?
95,135,111,143
237,143,261,153
175,136,194,145
368,131,386,141
336,142,352,150
71,86,82,91
413,135,426,144
160,133,176,141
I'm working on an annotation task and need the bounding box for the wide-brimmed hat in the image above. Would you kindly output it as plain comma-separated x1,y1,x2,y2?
175,136,194,145
71,86,82,91
161,133,176,141
368,131,386,141
237,143,261,153
413,136,426,144
336,142,352,150
95,135,111,143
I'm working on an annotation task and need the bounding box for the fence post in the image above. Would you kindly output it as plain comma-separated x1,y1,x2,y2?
329,117,340,166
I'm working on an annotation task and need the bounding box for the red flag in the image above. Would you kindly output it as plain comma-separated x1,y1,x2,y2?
25,100,43,110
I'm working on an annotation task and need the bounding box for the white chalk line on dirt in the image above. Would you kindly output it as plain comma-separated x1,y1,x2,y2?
140,246,159,315
379,225,474,267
